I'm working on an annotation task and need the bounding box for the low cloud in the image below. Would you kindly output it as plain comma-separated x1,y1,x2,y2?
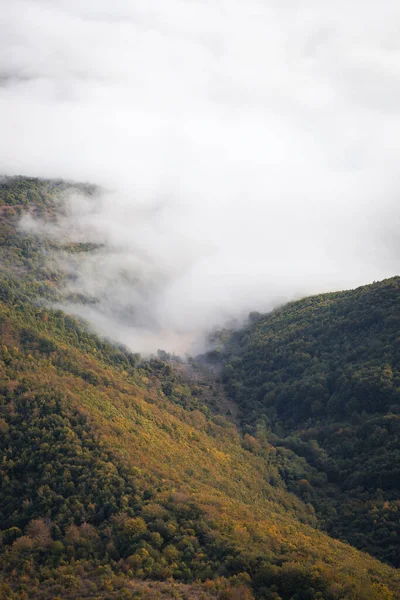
2,1,400,352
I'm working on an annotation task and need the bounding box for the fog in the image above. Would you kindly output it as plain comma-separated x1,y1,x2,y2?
1,1,400,352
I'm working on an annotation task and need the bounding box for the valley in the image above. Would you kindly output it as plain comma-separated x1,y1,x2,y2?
0,178,399,599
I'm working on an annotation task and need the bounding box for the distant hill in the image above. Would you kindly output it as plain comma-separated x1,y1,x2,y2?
214,277,400,567
0,177,399,600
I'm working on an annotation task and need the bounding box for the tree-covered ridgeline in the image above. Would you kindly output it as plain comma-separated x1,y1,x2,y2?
214,277,400,567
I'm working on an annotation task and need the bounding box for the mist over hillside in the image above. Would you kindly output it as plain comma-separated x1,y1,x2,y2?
0,177,400,599
2,4,400,597
1,1,400,351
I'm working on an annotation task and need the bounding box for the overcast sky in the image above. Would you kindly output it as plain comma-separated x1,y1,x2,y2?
1,1,400,352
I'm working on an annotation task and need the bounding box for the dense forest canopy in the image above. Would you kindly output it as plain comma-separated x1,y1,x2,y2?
0,177,399,599
214,277,400,567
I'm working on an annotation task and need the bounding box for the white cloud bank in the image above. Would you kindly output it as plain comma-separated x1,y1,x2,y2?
1,0,400,352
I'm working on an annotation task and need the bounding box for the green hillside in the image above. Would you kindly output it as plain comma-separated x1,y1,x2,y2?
0,177,399,600
215,278,400,567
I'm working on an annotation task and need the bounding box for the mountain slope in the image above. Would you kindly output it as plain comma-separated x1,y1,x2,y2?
1,288,400,600
215,278,400,566
0,177,399,599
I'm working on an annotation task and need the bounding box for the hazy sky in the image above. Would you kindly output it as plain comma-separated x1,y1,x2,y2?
1,1,400,352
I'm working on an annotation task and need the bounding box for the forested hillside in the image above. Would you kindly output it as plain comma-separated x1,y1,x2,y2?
0,177,399,599
216,278,400,567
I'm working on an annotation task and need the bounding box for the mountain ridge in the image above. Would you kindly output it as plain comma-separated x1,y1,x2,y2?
213,276,400,567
